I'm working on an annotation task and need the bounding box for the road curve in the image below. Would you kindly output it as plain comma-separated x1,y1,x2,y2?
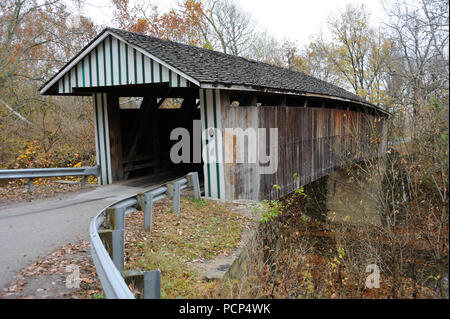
0,173,181,290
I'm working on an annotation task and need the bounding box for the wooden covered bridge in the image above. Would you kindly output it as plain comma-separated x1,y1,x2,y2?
40,28,388,201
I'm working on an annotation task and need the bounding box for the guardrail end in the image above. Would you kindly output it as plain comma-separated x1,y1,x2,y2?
187,172,200,199
144,269,161,299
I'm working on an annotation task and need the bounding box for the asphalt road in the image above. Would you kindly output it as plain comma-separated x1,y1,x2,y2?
0,173,183,290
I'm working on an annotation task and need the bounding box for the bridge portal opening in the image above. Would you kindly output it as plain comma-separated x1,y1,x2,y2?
90,85,204,186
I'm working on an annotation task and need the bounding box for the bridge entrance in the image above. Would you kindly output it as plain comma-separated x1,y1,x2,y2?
90,85,203,186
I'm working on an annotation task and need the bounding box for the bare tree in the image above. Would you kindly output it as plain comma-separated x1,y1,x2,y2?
246,31,284,66
381,0,449,115
0,0,98,168
201,0,255,56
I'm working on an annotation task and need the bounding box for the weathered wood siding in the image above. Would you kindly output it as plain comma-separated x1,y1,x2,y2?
221,102,382,201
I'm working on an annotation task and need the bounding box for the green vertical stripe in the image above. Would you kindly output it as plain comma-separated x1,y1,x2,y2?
103,41,107,86
159,64,163,82
142,53,146,83
94,94,103,185
150,59,154,83
169,69,172,87
133,48,137,84
109,36,114,85
203,89,212,197
177,74,181,87
117,39,122,85
101,93,110,185
125,43,129,84
62,75,65,93
212,89,221,199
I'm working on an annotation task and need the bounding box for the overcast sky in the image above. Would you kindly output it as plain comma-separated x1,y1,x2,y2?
70,0,389,47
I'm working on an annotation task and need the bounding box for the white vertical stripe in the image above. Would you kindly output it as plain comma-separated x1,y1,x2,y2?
104,38,111,86
180,77,187,87
95,93,106,184
83,56,90,87
120,41,127,84
70,68,76,91
91,52,98,87
111,37,119,86
144,56,152,83
162,65,169,82
171,70,177,87
127,45,134,84
98,42,105,86
76,62,81,87
206,89,218,198
102,93,113,184
136,52,143,84
93,94,102,185
199,89,209,197
65,73,70,93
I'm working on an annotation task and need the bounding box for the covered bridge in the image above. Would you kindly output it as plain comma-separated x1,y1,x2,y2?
40,28,388,201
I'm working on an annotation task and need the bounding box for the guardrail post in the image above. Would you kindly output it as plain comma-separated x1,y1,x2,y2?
144,192,154,230
144,269,161,299
112,229,125,271
187,172,200,199
28,178,34,192
137,192,154,231
103,207,126,270
167,180,183,214
172,180,182,214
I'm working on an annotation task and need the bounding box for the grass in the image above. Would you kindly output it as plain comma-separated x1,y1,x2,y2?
124,197,250,298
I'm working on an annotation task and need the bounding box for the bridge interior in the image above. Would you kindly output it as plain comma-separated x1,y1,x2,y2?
77,84,204,186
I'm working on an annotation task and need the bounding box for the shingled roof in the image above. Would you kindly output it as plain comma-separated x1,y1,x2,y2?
108,28,367,102
41,28,386,113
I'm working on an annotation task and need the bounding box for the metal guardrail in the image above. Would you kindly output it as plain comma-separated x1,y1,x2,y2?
90,172,201,299
0,166,99,191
